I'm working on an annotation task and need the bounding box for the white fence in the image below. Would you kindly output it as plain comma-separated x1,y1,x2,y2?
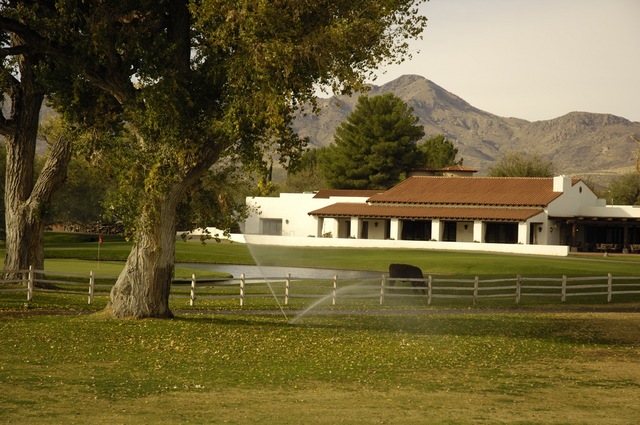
0,266,114,304
2,266,640,307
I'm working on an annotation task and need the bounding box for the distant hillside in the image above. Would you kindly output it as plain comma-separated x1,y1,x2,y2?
293,75,640,178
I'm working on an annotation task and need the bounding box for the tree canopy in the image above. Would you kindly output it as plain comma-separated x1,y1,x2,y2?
418,134,463,169
1,1,428,318
487,151,554,177
321,93,425,189
605,173,640,205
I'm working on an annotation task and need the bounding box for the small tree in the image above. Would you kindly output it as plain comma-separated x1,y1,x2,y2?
487,151,554,177
606,173,640,205
419,134,462,169
321,93,425,189
284,148,327,193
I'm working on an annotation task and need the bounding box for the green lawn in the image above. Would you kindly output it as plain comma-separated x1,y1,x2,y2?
2,233,640,423
29,232,640,278
0,311,638,424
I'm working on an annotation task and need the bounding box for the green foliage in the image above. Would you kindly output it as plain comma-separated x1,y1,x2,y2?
175,161,253,234
321,93,425,189
418,134,463,169
283,148,327,192
45,155,112,227
487,151,555,177
2,0,429,228
605,173,640,205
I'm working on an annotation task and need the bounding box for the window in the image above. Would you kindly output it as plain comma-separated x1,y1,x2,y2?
443,221,457,242
485,222,517,244
401,220,432,240
261,219,282,235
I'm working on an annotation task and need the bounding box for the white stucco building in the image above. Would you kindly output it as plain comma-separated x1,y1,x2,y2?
242,175,640,256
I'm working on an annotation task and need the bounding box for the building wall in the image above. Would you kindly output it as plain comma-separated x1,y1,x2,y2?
244,193,373,237
240,234,570,256
241,177,639,254
547,176,599,216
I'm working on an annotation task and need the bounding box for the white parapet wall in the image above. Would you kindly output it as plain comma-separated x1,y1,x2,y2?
240,234,570,256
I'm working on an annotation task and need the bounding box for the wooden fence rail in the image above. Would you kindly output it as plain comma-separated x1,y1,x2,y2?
2,267,640,307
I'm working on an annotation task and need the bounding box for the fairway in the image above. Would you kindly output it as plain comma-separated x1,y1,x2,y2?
0,311,639,424
2,236,640,424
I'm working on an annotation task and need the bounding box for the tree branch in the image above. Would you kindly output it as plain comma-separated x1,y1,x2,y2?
30,130,73,206
0,44,31,58
0,15,136,106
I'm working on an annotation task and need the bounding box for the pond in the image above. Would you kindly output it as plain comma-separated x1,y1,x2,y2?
177,263,381,280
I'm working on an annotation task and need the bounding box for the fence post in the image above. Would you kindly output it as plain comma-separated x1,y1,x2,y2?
561,275,567,302
473,276,479,306
190,273,196,306
88,271,95,305
516,274,521,305
27,266,34,302
380,275,386,305
332,275,338,306
428,275,433,305
240,273,245,307
607,273,613,302
285,273,290,306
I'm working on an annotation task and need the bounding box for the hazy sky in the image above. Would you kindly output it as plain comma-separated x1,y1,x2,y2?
368,0,640,122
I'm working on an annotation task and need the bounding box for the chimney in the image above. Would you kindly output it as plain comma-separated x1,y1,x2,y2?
553,175,571,192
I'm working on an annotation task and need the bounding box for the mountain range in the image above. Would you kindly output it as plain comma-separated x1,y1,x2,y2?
293,75,640,179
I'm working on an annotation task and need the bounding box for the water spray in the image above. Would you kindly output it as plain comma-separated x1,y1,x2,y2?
244,236,290,322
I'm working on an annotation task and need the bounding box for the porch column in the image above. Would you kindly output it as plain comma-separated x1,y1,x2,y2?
390,218,402,240
350,217,361,239
518,221,529,244
316,217,324,238
431,219,442,241
473,220,484,243
623,222,629,253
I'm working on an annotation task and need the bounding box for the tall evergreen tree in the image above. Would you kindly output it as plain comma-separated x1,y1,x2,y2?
321,93,425,189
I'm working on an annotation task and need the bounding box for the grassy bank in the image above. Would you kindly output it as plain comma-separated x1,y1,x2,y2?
28,232,640,278
1,233,640,423
0,311,639,424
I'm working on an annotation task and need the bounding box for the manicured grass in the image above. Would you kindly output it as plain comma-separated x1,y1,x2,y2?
0,311,639,424
247,244,640,277
39,237,255,264
19,232,640,279
43,259,230,280
2,233,640,423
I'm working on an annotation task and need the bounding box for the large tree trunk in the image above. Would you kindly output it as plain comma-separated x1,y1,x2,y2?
2,43,46,278
4,126,72,278
106,196,179,318
105,144,221,319
2,45,73,280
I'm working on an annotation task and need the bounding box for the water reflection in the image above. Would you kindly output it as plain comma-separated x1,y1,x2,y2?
177,263,380,279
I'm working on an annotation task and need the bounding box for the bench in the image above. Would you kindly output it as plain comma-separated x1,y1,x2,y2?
597,243,619,252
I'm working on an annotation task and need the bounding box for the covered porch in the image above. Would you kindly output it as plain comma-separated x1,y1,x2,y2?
553,216,640,253
310,203,549,246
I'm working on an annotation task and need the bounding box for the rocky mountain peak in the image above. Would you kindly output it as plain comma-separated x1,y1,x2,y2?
293,75,640,179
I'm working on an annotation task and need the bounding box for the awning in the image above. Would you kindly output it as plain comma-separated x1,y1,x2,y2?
309,203,545,221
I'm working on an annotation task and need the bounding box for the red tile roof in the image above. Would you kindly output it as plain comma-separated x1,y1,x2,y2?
309,203,544,221
367,176,567,207
313,189,383,199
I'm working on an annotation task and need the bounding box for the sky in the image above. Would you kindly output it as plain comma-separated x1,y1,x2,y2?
367,0,640,122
